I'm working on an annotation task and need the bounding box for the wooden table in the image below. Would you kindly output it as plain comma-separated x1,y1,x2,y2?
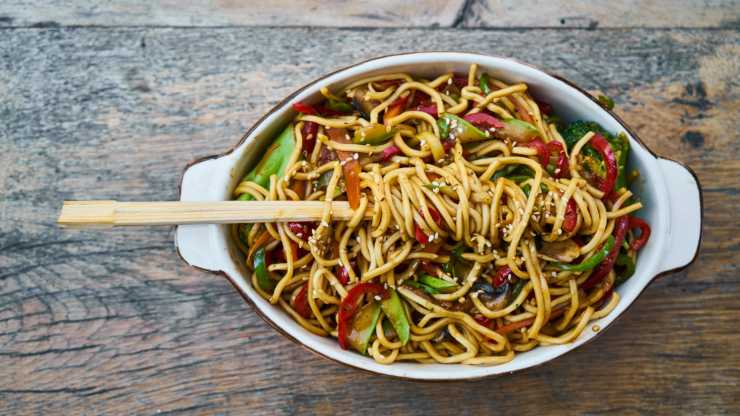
1,1,738,414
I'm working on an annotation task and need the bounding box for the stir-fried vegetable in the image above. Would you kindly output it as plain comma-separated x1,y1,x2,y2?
562,198,578,232
293,282,311,318
380,289,410,345
590,134,618,197
614,253,636,285
414,206,443,245
338,283,388,351
555,235,615,272
463,112,505,130
546,140,570,178
347,302,382,354
253,248,276,291
385,93,410,119
561,121,630,195
497,119,540,142
582,216,630,290
438,114,487,142
628,216,651,251
353,123,395,145
419,274,458,292
479,73,492,95
327,128,362,209
238,126,295,201
539,239,581,262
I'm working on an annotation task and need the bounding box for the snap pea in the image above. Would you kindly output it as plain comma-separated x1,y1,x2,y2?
238,125,295,201
380,289,410,345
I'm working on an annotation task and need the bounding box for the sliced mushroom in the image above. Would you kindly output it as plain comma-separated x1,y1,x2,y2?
472,280,510,311
351,88,378,120
539,238,581,262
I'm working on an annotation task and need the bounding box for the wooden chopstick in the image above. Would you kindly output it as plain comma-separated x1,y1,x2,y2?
57,200,367,228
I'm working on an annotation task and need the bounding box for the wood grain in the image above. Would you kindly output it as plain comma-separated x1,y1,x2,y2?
0,0,466,28
2,0,738,28
465,0,740,28
1,26,738,415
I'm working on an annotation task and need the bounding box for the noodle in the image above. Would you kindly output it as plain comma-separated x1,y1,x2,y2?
232,65,650,366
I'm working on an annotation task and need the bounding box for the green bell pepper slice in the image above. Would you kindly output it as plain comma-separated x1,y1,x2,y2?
479,73,492,95
614,252,636,285
555,235,615,272
253,247,276,292
238,125,296,201
327,98,353,113
380,289,410,345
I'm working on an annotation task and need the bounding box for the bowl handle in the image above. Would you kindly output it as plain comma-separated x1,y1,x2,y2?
656,158,702,274
175,155,232,272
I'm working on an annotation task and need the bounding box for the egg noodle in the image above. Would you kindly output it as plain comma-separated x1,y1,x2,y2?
232,64,649,365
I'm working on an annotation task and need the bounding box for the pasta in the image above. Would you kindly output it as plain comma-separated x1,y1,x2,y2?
232,65,651,365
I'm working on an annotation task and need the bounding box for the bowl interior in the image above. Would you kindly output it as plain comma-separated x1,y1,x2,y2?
188,53,668,380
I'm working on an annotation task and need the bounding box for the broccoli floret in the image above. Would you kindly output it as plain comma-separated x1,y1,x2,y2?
560,120,614,151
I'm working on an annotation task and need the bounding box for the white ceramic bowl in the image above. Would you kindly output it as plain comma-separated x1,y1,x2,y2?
175,53,702,380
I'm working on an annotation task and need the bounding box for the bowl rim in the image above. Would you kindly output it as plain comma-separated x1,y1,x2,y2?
175,51,703,381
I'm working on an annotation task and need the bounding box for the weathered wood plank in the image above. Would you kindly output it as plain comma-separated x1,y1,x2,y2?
0,0,466,28
465,0,740,28
1,27,738,415
1,0,738,28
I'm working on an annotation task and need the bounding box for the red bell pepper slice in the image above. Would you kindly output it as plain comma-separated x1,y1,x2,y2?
474,315,492,328
546,141,570,178
414,206,443,245
385,94,409,120
628,216,651,251
535,99,553,116
337,283,388,350
416,102,438,117
562,198,578,233
301,121,318,157
442,139,456,153
462,112,505,130
288,222,309,240
293,102,318,115
492,266,513,288
590,134,618,198
293,282,311,318
581,216,629,290
414,226,430,245
327,128,362,209
337,265,351,285
452,74,469,88
524,139,549,167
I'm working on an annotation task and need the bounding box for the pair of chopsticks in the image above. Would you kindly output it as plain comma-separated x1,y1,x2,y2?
57,200,363,228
